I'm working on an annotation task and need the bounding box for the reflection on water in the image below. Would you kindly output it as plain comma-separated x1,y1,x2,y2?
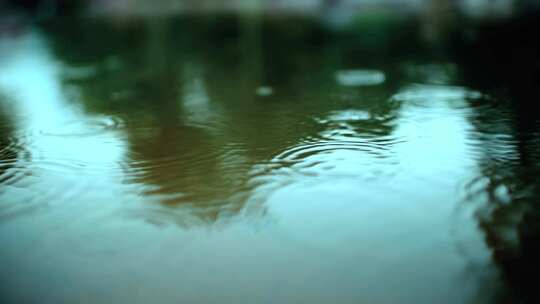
0,14,539,304
0,32,130,216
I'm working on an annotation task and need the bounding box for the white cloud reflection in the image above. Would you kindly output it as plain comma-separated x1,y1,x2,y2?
0,30,131,212
242,83,500,303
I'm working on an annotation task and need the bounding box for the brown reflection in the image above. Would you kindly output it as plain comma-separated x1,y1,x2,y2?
42,14,421,223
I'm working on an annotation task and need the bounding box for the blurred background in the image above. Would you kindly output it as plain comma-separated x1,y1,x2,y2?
1,1,540,304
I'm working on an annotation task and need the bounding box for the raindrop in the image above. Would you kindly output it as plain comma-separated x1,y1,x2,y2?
335,69,385,86
255,86,273,96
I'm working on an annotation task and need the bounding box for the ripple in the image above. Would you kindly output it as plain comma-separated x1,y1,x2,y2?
468,132,520,165
274,138,392,162
266,130,402,182
24,158,127,179
124,137,252,206
39,115,125,137
0,114,130,218
0,166,29,188
316,109,371,123
0,136,30,187
392,84,482,106
0,143,18,162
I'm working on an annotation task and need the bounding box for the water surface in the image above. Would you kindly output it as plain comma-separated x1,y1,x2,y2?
1,15,539,304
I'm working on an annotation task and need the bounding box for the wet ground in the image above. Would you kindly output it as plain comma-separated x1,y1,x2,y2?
1,13,539,304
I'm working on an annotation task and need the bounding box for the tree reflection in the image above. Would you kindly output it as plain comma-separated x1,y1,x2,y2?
0,94,16,184
42,14,426,223
450,10,540,303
